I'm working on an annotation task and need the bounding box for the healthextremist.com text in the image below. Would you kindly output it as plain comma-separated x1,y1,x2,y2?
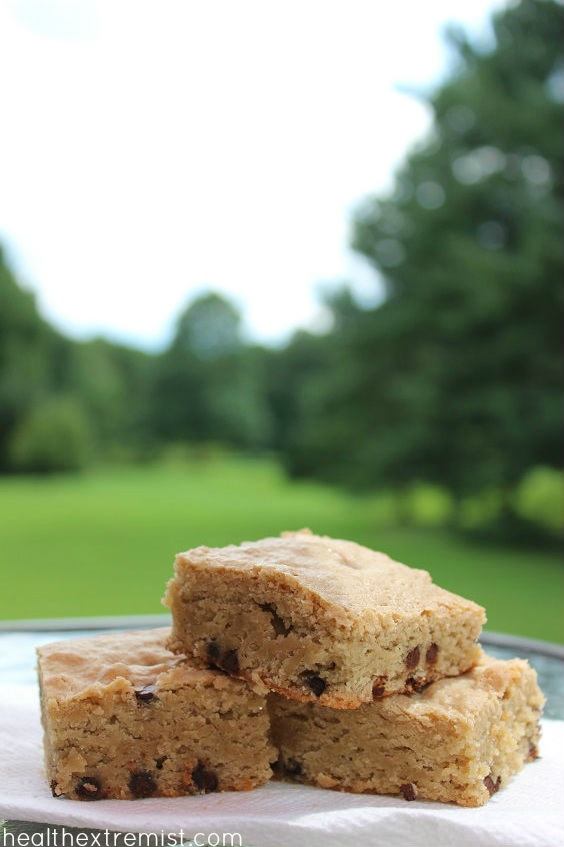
1,831,242,847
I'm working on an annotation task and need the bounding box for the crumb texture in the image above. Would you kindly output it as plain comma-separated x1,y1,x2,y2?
269,655,545,807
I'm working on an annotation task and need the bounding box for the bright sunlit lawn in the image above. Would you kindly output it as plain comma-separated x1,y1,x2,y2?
1,456,562,642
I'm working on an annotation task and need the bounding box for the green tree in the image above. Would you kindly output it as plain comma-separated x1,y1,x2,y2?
172,291,242,360
285,0,563,530
264,328,333,460
0,246,62,470
67,339,154,454
0,245,155,470
153,291,271,449
9,395,93,473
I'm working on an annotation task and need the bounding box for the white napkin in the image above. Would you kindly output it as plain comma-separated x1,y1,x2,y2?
1,685,562,847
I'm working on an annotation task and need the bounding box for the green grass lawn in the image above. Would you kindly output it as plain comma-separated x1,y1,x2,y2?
1,457,562,642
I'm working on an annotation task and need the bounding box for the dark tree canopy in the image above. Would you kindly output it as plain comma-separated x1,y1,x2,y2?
152,291,271,449
172,292,242,360
284,0,563,517
0,245,153,471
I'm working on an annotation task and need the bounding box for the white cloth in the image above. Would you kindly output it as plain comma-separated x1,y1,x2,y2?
1,685,562,847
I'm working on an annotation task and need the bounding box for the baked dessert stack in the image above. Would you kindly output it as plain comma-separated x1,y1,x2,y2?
37,528,544,806
164,529,544,806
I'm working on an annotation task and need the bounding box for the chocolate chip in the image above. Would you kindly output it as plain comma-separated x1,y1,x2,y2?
285,758,303,776
425,643,439,665
206,663,229,675
260,603,293,637
155,756,167,770
406,676,425,693
75,776,102,801
372,685,385,699
192,762,219,792
135,684,157,703
129,770,157,798
50,779,59,796
206,641,239,674
206,640,222,663
405,646,420,670
483,773,501,796
528,742,539,761
301,671,326,697
400,782,418,801
221,649,239,674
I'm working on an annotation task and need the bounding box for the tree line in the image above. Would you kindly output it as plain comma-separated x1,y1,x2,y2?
0,0,561,539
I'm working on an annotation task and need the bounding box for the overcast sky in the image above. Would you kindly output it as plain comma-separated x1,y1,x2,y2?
0,0,505,349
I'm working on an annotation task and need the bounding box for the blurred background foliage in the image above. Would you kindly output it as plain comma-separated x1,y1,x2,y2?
284,0,562,542
0,0,561,635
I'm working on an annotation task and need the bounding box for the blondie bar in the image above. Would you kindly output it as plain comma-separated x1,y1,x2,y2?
164,529,485,707
269,655,544,806
37,628,275,801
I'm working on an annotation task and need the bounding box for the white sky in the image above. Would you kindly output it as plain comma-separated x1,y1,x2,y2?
0,0,505,349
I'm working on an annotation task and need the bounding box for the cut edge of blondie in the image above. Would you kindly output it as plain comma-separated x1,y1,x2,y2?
268,655,545,806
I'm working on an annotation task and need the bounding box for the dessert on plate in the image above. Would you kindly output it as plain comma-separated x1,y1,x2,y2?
36,529,543,807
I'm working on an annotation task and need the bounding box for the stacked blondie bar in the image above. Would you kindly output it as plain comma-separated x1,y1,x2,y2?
38,529,544,806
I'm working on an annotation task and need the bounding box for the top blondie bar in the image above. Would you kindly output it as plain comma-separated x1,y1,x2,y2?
164,529,485,708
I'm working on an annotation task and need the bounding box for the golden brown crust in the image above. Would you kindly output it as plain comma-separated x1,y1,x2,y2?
165,530,485,706
38,628,241,702
170,529,485,631
238,658,485,709
273,773,486,807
